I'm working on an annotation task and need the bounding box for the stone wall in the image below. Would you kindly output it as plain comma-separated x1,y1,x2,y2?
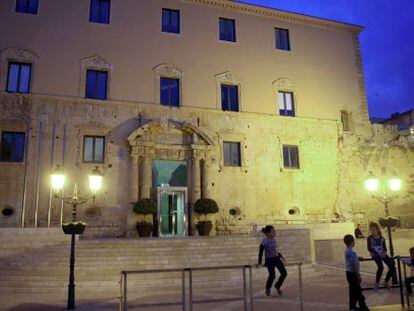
1,93,414,235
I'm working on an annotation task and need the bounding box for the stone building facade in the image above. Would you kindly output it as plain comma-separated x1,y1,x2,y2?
0,0,412,236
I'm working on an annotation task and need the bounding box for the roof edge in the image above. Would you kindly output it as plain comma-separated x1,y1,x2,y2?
183,0,364,33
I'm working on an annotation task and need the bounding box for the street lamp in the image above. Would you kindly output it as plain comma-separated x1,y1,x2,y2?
51,165,103,310
364,172,402,257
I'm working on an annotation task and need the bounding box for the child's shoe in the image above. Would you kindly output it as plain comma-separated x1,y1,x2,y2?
373,283,379,292
383,281,391,291
265,288,271,297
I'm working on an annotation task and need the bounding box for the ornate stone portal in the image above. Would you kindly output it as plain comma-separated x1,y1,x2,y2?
127,119,215,235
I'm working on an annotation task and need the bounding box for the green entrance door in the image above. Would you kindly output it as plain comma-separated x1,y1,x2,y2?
157,187,187,237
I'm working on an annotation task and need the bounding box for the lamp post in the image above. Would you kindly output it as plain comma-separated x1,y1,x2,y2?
51,166,103,310
364,172,402,257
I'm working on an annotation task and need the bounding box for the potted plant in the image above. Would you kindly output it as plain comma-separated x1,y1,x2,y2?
62,221,87,235
133,198,156,237
378,217,400,228
194,198,219,236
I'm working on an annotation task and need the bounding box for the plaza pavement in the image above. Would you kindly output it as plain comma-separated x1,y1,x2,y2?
1,272,412,311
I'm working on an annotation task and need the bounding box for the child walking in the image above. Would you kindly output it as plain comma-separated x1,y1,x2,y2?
344,234,370,311
401,247,414,297
367,222,397,289
258,225,287,297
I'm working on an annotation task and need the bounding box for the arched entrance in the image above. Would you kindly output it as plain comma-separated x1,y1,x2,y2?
127,119,214,236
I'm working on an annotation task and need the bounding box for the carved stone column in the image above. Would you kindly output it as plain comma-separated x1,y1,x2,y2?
140,155,152,199
201,159,211,199
191,155,201,203
130,155,139,203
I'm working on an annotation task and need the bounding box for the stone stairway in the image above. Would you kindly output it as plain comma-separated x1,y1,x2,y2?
0,229,316,301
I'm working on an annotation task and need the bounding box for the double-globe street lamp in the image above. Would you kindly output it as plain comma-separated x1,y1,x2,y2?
364,172,402,257
51,165,103,310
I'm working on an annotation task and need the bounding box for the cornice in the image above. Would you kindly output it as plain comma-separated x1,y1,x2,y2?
181,0,364,34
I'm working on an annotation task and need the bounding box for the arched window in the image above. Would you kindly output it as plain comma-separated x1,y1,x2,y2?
273,78,297,117
0,47,38,93
154,63,183,107
79,55,112,100
215,71,242,112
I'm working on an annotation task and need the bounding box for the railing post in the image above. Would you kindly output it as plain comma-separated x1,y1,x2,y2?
243,266,247,311
249,265,253,311
123,272,127,311
189,269,193,311
298,263,304,311
403,260,411,307
397,257,404,307
182,269,186,311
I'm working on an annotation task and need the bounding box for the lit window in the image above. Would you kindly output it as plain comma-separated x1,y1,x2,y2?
15,0,38,14
275,28,290,51
83,136,105,163
223,142,241,167
162,8,180,34
7,62,31,94
219,18,236,42
90,0,110,24
0,132,25,162
278,91,295,116
283,145,299,169
221,85,239,112
160,78,180,107
85,70,108,100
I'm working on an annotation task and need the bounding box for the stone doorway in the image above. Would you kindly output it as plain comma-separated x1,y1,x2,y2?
127,119,215,236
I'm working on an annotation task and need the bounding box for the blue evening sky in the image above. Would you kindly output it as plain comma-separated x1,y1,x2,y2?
237,0,414,118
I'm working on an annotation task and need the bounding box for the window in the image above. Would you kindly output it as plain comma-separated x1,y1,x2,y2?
283,145,299,169
83,136,105,163
0,132,25,162
15,0,38,14
275,28,290,51
341,111,352,132
162,9,180,34
278,91,295,116
160,77,180,107
85,70,108,100
6,62,31,94
223,142,241,167
219,18,236,42
90,0,110,24
221,85,239,112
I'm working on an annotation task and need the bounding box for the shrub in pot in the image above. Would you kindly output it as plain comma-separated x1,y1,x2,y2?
133,198,156,237
194,198,219,236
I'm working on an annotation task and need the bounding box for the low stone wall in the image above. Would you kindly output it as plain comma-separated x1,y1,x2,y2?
315,235,414,265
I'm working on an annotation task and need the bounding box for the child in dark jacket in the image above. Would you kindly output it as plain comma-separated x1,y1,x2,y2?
367,222,397,290
258,225,287,297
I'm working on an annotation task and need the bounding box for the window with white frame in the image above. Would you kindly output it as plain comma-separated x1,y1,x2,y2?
278,91,295,116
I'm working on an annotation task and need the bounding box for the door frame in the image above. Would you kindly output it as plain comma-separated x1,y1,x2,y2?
156,186,188,237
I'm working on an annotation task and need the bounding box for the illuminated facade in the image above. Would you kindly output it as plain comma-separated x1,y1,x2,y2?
0,0,412,236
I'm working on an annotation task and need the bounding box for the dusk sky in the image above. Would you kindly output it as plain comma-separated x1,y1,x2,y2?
239,0,414,118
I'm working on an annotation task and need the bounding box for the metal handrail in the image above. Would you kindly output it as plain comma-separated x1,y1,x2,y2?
399,256,412,307
359,256,405,307
119,262,304,311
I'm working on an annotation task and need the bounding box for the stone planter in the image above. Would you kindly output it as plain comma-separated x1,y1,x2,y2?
136,221,153,237
379,217,399,228
62,222,86,235
196,221,213,236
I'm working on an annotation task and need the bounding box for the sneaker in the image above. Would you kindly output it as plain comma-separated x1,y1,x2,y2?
265,288,271,297
373,283,379,292
275,286,283,296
